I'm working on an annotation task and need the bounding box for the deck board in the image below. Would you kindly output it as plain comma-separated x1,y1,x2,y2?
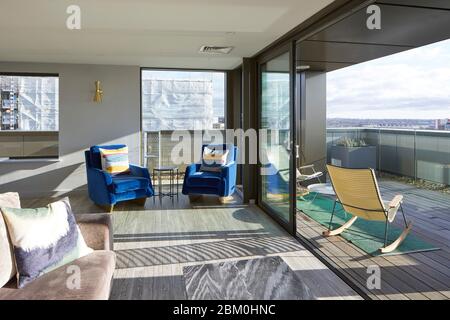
296,179,450,300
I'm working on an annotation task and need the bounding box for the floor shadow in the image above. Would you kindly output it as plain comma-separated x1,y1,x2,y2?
232,208,266,223
0,163,83,196
114,235,304,269
114,229,272,242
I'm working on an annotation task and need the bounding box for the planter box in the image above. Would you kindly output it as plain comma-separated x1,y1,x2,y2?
331,145,377,169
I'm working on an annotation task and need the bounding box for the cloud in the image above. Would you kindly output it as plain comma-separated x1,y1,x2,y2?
327,38,450,119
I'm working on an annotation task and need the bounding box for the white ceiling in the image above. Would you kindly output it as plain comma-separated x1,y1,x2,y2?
0,0,334,69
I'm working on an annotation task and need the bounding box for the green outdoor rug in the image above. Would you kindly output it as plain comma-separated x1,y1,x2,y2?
297,193,439,256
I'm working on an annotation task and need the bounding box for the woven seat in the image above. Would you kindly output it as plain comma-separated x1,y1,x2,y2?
324,165,412,254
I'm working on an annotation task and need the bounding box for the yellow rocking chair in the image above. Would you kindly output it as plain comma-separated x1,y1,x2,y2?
324,165,413,254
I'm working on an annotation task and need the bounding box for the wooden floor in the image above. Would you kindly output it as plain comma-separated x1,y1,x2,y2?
22,191,360,300
296,179,450,300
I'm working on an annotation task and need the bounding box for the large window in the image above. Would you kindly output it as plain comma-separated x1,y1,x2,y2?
142,70,225,131
0,74,59,131
141,69,226,169
0,74,59,159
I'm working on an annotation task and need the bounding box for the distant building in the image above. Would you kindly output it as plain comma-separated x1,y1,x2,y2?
434,118,450,130
142,79,214,131
327,118,448,130
1,76,59,131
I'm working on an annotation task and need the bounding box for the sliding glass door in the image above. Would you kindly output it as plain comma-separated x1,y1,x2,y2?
259,45,296,234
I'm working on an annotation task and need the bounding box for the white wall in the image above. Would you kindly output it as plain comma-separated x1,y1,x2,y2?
0,62,141,197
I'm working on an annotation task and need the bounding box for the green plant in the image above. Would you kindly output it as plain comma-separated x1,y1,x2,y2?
336,137,368,147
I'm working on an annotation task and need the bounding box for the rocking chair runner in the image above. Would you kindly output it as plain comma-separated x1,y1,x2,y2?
324,165,413,254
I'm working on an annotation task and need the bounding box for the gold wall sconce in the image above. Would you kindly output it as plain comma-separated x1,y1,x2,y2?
93,80,103,103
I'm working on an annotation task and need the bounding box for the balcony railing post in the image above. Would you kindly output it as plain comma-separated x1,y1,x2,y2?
414,130,417,183
158,131,162,168
143,131,147,168
378,128,381,176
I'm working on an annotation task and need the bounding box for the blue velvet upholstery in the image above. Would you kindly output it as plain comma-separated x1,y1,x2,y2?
182,144,238,197
85,145,154,207
112,175,150,193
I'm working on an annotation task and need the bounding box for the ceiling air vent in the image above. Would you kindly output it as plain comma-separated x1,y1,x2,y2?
199,46,234,54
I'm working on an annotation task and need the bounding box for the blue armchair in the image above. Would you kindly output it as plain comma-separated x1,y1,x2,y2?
182,144,238,201
85,145,154,212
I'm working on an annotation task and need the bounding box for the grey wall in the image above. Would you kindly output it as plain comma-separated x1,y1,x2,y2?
0,62,141,197
300,72,327,177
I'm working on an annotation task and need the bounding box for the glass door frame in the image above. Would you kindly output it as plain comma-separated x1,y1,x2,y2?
257,41,297,235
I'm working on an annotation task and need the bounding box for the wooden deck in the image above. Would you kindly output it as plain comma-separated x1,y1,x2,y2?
296,179,450,300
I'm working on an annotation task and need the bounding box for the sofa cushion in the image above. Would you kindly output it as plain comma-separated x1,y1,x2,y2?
89,144,126,170
200,146,229,173
0,251,116,300
99,146,130,175
187,171,221,188
1,198,93,288
112,175,150,193
0,192,21,288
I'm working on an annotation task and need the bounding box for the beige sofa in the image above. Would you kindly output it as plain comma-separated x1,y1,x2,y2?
0,211,116,300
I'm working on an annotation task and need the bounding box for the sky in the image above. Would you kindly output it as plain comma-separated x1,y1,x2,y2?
327,38,450,119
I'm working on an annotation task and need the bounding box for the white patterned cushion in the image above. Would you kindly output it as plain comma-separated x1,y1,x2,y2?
200,147,230,173
1,198,93,288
